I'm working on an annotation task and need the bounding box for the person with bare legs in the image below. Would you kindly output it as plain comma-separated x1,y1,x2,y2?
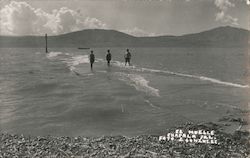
89,50,95,70
124,49,131,66
106,49,112,67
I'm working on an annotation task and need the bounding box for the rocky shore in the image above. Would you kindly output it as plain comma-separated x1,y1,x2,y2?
1,122,249,158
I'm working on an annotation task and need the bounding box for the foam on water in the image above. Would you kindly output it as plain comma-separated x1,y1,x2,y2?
96,70,107,73
114,72,160,97
111,60,248,89
198,76,249,88
46,52,63,58
144,99,161,109
112,61,136,69
45,52,249,89
62,55,89,71
139,68,249,88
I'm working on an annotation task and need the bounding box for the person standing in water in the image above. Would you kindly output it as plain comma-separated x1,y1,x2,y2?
89,50,95,69
124,49,131,66
106,49,112,66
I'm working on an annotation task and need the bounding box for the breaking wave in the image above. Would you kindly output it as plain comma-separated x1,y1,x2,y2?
46,52,63,58
62,55,89,71
45,53,249,89
111,60,249,89
114,72,160,97
139,68,249,88
112,61,136,69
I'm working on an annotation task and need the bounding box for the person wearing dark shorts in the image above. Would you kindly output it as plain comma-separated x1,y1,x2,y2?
124,49,131,66
106,49,112,66
89,50,95,69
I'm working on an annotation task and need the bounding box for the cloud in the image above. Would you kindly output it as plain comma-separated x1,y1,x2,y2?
214,0,239,25
80,17,107,29
0,1,107,35
0,1,151,36
214,0,234,10
215,11,238,25
247,0,250,5
0,1,39,35
55,7,78,33
121,27,155,37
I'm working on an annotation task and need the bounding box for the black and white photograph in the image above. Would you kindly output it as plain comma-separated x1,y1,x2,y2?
0,0,249,157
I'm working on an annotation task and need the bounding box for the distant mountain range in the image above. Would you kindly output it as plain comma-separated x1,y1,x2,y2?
0,26,249,48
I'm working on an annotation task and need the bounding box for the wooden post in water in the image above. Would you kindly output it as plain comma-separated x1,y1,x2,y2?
45,34,48,53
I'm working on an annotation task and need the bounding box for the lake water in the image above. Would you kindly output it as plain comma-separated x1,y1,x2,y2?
0,47,249,136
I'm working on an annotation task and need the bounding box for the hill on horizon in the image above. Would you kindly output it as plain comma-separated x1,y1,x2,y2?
0,26,249,48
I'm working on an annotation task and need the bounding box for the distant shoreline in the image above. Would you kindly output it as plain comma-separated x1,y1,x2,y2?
0,26,249,48
0,45,249,48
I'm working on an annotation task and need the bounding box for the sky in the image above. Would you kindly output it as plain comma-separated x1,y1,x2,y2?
0,0,249,36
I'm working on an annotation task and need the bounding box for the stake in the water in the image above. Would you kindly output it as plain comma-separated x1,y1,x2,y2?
45,34,48,53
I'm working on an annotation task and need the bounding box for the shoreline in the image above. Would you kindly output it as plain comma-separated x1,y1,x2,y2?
1,122,249,158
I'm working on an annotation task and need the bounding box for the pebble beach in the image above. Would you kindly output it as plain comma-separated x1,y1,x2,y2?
1,122,249,158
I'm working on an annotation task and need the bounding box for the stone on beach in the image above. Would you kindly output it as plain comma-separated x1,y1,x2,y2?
0,122,249,157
